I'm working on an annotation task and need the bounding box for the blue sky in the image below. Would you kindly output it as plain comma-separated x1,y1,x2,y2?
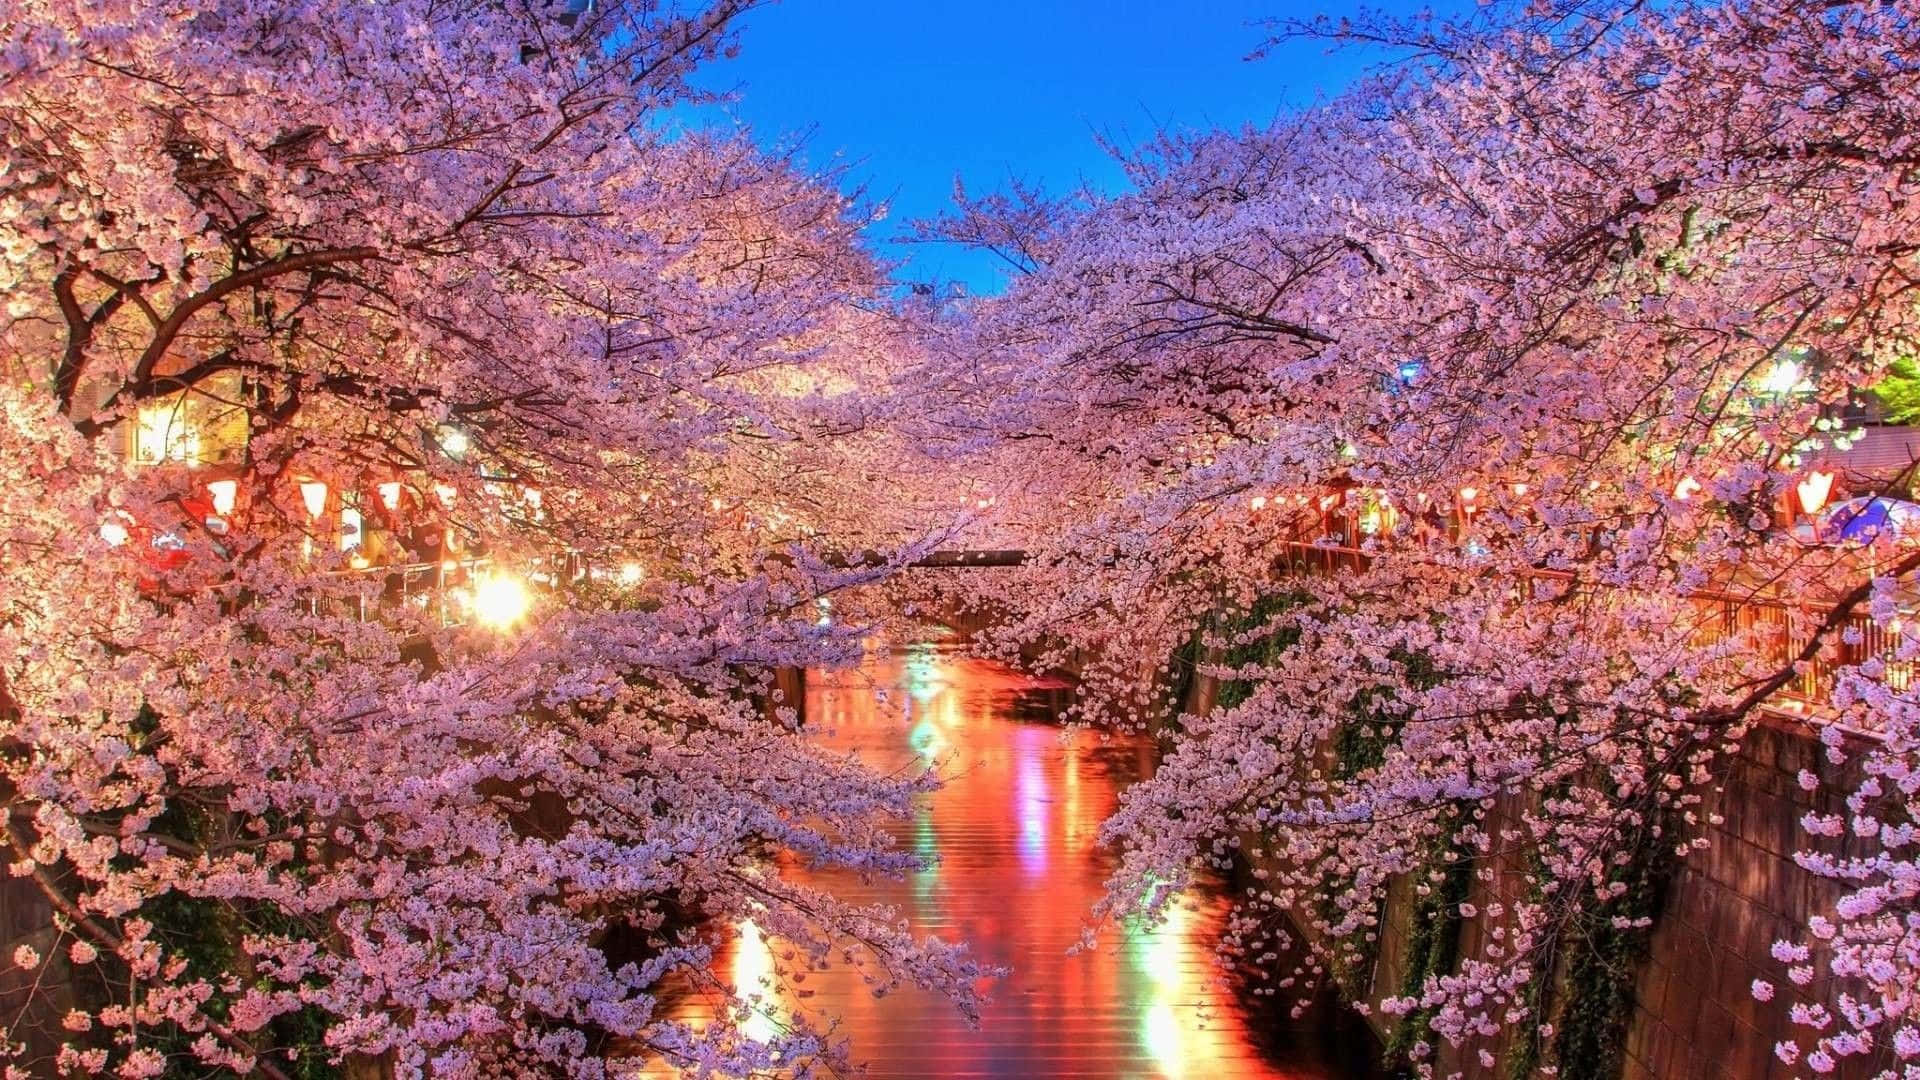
684,2,1444,294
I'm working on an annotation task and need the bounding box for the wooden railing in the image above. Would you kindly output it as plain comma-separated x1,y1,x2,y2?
1273,541,1904,727
306,556,493,625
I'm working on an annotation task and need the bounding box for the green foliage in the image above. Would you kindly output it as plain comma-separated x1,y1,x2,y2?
1319,653,1440,998
141,802,340,1080
1500,808,1675,1080
1385,824,1474,1076
1870,357,1920,426
1213,589,1307,710
1545,826,1673,1080
1163,622,1204,727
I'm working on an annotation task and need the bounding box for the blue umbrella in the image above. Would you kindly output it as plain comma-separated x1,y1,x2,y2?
1818,496,1920,544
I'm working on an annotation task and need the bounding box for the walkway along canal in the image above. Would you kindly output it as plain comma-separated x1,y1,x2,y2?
649,634,1378,1078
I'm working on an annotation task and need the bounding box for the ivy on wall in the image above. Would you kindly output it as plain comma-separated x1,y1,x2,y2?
1384,823,1474,1077
1546,821,1674,1080
1212,589,1307,712
1502,804,1675,1080
1193,583,1678,1080
143,802,339,1079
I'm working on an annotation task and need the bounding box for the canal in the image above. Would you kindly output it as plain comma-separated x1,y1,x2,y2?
654,634,1371,1078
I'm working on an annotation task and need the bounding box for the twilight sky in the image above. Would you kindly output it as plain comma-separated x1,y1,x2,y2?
682,1,1448,294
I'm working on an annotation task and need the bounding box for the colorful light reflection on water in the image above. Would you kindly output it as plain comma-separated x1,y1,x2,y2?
644,638,1366,1078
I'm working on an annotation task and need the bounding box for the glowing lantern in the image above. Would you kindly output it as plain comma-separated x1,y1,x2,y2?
1759,359,1807,396
619,563,644,585
1249,496,1268,511
378,482,403,512
472,573,532,630
1797,471,1835,516
340,507,362,551
299,481,328,519
1512,483,1529,497
437,426,469,457
206,479,238,517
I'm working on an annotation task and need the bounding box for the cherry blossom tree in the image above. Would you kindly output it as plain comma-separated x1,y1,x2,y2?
0,2,979,1076
912,0,1920,1075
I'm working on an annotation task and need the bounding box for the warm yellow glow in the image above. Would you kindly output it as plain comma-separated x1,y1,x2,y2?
438,426,469,457
1132,901,1197,1078
1459,486,1478,503
1674,476,1702,501
731,919,781,1044
206,479,238,516
299,481,328,519
1797,471,1835,515
133,402,200,465
619,562,644,585
434,483,457,509
1512,483,1529,497
378,482,403,511
1249,495,1267,510
1760,359,1808,395
340,507,363,551
473,572,532,630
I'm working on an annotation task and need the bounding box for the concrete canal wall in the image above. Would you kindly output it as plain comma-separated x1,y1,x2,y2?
1181,668,1885,1079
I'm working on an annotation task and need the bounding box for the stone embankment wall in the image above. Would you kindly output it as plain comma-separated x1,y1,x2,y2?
0,874,78,1071
1182,667,1887,1079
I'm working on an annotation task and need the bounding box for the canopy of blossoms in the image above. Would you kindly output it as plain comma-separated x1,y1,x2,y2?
5,0,1920,1078
904,1,1920,1076
1,1,970,1076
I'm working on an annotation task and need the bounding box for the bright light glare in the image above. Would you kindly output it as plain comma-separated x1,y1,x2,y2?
439,427,470,457
299,480,328,519
1760,359,1807,395
473,573,533,630
619,562,644,585
99,519,130,547
206,479,238,516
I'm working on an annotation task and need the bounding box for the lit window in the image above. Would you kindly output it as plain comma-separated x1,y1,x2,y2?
133,403,200,464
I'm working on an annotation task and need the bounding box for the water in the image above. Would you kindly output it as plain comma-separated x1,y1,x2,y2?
648,637,1371,1078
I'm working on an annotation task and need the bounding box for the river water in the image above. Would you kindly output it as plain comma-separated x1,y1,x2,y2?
648,635,1371,1078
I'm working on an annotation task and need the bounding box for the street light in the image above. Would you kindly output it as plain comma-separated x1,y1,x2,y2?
473,572,532,630
1760,359,1809,396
